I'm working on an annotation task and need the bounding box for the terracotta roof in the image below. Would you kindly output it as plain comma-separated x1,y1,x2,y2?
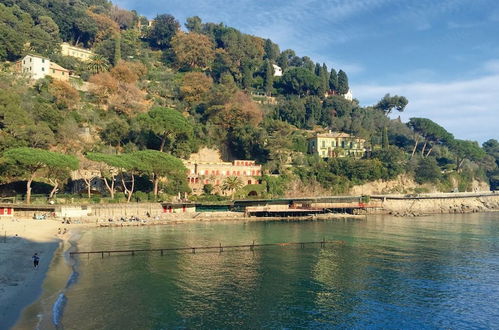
49,62,69,72
309,131,365,141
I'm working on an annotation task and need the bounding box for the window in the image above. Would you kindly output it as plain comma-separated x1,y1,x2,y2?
322,141,325,148
52,69,55,74
42,59,45,63
41,67,44,72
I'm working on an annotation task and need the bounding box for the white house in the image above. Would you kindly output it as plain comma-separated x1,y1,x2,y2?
343,89,353,101
18,54,51,80
272,64,283,77
17,54,70,81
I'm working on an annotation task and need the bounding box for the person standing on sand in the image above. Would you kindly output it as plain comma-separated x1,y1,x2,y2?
32,253,40,269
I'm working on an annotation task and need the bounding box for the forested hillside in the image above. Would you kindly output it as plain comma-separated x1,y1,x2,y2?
0,0,497,203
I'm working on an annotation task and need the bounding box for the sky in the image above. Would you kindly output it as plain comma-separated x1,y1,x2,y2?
115,0,499,143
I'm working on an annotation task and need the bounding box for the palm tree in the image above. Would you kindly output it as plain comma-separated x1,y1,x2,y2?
87,55,110,74
222,176,243,199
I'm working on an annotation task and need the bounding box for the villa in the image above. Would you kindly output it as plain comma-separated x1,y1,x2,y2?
61,42,94,62
184,160,262,195
308,131,366,158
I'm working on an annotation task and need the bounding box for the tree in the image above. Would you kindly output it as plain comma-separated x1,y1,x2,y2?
180,72,213,105
264,39,280,61
110,61,147,83
280,67,321,96
148,14,180,49
171,32,215,70
337,70,349,94
100,120,130,148
86,152,127,199
89,72,119,104
222,176,243,198
118,152,144,202
415,157,441,184
263,60,274,95
277,49,296,71
2,148,78,204
136,107,193,152
449,139,486,171
49,80,80,110
113,34,121,65
130,150,187,196
87,55,110,74
375,93,409,115
109,5,136,29
483,139,499,166
185,16,202,33
407,118,454,158
382,126,389,149
329,69,338,91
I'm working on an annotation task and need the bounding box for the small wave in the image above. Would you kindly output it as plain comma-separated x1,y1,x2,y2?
66,270,79,288
52,293,67,327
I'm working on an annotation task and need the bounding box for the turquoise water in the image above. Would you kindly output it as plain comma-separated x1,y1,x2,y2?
15,213,499,329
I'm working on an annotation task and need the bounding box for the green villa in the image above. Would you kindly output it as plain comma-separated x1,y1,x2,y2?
308,131,366,158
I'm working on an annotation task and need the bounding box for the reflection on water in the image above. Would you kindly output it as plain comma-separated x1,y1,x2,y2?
17,213,499,329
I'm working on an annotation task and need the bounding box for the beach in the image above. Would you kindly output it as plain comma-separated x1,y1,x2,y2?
0,219,81,330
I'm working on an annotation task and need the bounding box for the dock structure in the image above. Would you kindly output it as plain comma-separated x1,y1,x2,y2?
69,239,344,258
244,202,381,217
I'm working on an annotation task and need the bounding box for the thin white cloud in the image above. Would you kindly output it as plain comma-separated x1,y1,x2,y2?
355,72,499,143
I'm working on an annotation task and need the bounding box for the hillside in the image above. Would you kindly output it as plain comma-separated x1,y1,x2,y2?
0,0,498,203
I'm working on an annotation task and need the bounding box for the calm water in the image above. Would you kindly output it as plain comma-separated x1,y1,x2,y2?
15,213,499,329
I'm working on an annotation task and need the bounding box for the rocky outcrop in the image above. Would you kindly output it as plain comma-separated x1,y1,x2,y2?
378,195,499,217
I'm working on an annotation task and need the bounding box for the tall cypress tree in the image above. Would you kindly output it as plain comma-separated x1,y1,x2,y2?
337,70,349,94
242,63,253,90
263,60,274,95
382,126,389,149
329,69,338,92
113,33,121,65
314,63,322,76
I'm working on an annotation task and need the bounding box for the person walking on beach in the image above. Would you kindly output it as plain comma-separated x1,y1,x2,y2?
32,253,40,269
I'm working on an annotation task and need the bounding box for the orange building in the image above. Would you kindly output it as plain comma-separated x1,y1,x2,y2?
183,160,262,195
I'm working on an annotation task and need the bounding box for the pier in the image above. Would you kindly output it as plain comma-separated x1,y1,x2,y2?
69,239,343,258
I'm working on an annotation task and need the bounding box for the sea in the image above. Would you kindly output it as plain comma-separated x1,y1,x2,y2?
13,213,499,329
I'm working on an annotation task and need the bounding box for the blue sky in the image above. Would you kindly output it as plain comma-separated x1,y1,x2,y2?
115,0,499,143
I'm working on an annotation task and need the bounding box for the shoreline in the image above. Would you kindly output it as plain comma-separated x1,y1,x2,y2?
3,205,498,328
0,220,87,330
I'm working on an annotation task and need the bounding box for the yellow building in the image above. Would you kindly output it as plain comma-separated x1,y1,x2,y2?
308,131,366,158
48,62,70,81
61,42,94,62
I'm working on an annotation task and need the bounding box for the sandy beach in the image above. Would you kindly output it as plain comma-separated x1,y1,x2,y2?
0,219,79,330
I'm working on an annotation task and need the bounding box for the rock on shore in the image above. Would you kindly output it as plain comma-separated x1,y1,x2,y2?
381,195,499,217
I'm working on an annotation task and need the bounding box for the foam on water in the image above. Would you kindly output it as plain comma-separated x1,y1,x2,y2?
49,235,81,328
51,293,66,327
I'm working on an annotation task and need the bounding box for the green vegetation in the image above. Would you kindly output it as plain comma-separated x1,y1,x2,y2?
0,0,496,203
